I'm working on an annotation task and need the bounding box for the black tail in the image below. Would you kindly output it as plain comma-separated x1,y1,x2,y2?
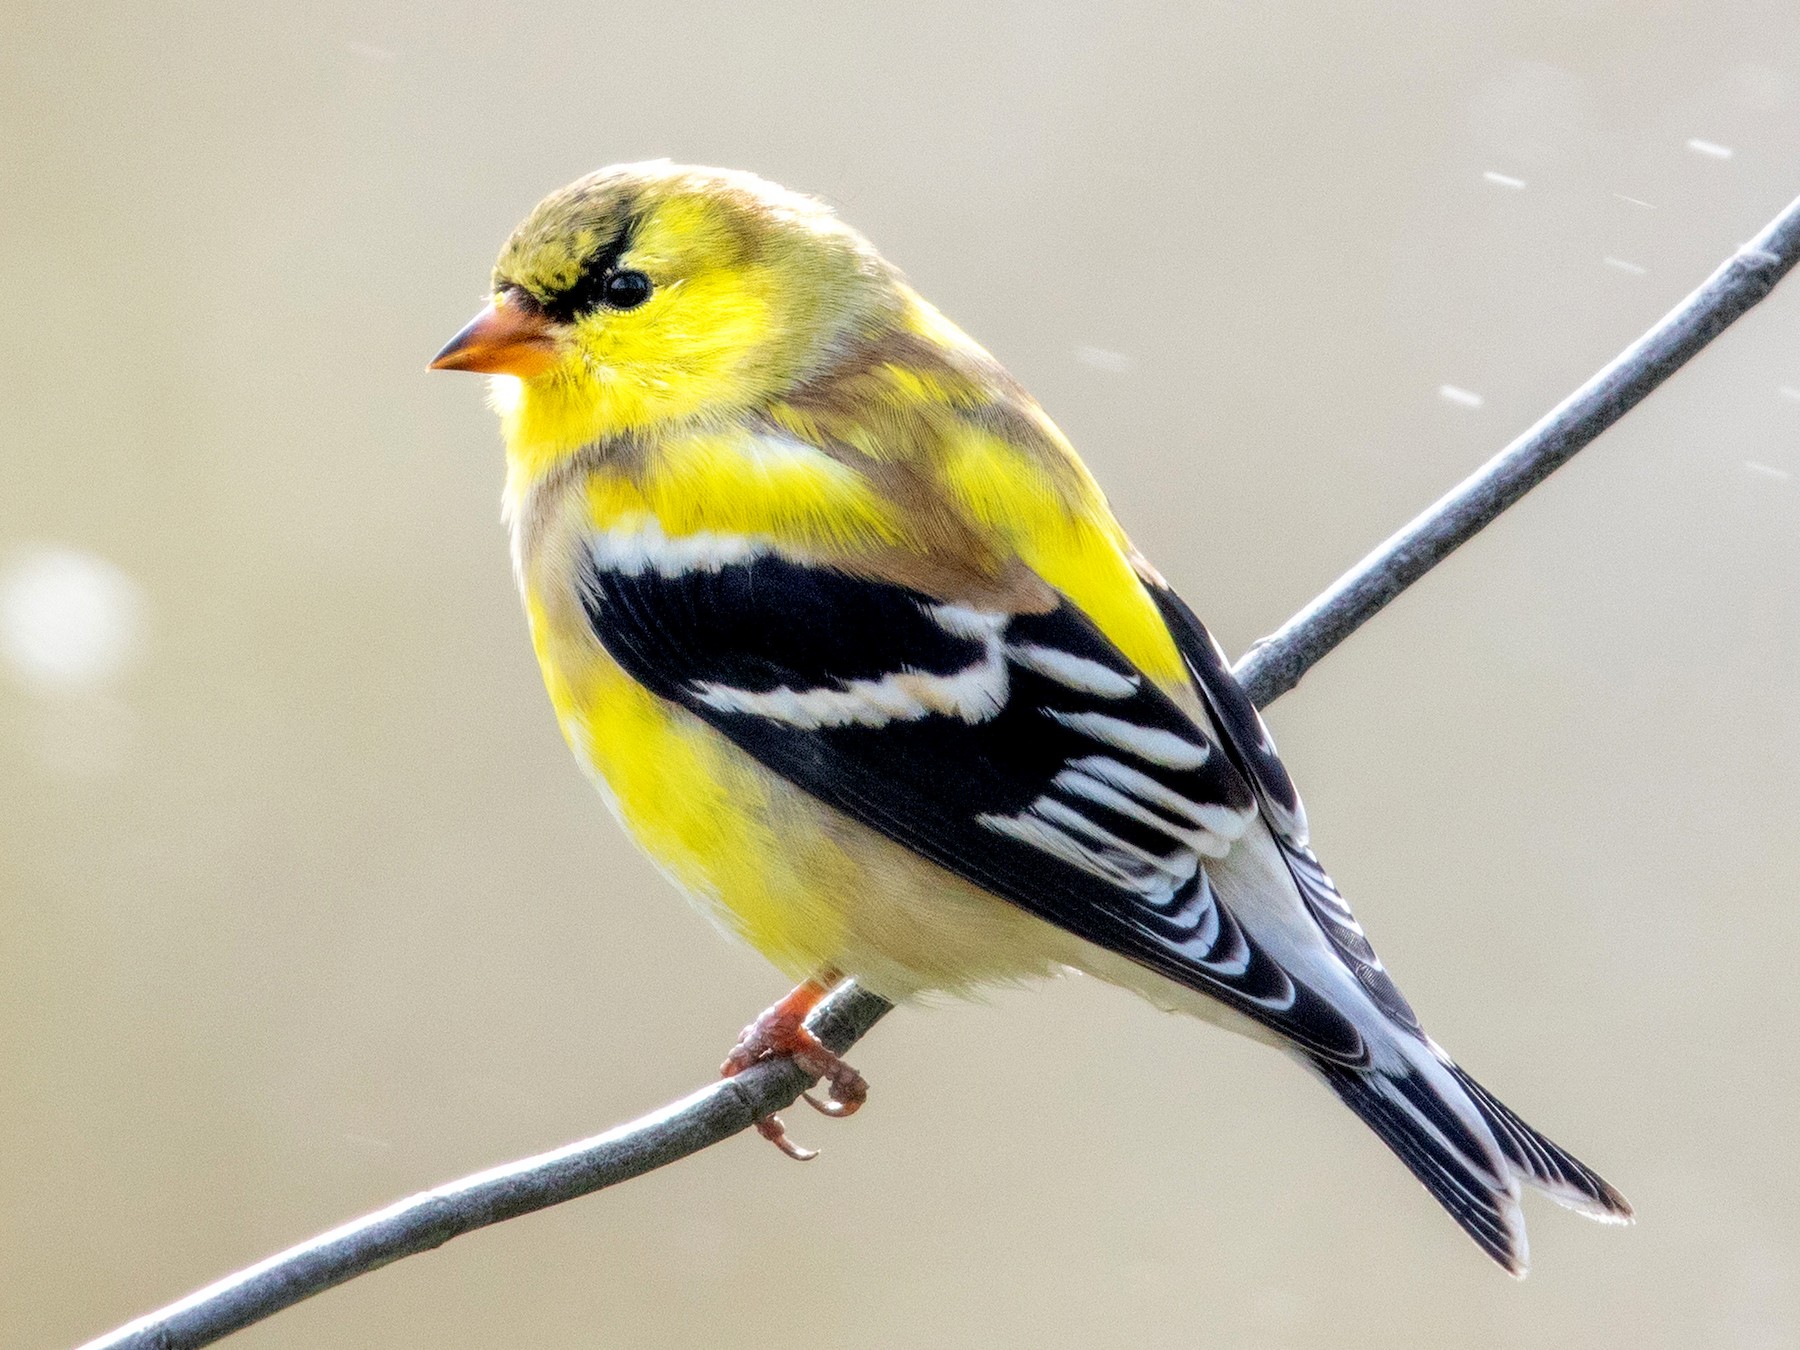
1309,1048,1631,1275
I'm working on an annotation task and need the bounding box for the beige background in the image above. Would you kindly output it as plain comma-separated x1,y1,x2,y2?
5,3,1800,1346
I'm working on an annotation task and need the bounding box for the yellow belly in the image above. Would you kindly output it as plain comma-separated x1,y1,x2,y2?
531,597,1075,1000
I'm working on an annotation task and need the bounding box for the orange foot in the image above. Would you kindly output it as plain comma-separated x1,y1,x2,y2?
721,974,868,1160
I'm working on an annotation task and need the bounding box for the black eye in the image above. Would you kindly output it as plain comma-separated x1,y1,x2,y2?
602,270,652,310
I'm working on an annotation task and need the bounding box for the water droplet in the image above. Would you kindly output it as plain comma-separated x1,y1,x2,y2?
1074,346,1133,374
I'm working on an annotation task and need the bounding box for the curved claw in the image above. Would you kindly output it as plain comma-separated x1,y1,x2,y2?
802,1089,858,1118
755,1112,818,1161
798,1055,868,1119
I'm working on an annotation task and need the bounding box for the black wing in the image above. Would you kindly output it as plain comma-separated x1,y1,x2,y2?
1144,583,1420,1032
580,540,1371,1061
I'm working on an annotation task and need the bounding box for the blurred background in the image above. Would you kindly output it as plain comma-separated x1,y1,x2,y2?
4,2,1799,1346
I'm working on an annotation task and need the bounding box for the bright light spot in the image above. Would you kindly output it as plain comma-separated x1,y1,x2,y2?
0,546,147,693
1779,386,1800,402
1074,346,1133,374
1482,171,1526,189
1438,385,1484,409
344,40,396,62
1745,461,1791,481
1686,138,1734,159
1603,257,1647,275
1614,194,1657,208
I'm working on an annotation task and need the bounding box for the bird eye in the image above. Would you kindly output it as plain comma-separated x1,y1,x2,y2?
603,270,652,310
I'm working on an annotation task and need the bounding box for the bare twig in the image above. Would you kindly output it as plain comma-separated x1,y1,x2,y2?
1237,194,1800,708
78,190,1800,1350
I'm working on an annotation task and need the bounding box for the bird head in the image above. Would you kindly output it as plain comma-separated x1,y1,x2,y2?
432,161,895,463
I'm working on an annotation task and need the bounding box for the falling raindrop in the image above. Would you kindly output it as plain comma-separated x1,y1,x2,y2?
1074,346,1133,374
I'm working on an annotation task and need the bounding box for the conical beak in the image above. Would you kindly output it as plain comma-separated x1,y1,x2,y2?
429,298,560,377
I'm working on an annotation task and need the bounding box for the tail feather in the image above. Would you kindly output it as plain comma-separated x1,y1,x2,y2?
1445,1060,1634,1225
1309,1048,1630,1277
1309,1056,1529,1274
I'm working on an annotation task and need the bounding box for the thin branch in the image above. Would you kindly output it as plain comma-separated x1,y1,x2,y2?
1237,194,1800,708
78,988,892,1350
79,190,1800,1350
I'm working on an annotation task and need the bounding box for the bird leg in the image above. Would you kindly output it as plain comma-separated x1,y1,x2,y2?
721,973,868,1160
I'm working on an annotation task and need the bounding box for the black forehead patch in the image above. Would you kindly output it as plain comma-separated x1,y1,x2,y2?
496,187,643,323
534,217,638,324
543,227,637,325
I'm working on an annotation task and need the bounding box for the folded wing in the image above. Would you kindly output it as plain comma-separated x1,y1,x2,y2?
579,527,1371,1062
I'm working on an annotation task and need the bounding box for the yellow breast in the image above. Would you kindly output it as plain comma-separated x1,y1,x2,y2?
518,428,891,976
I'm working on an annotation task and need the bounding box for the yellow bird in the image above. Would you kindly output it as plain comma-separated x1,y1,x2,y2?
432,161,1629,1273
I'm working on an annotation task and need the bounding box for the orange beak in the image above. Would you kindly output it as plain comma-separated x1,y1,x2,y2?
429,298,560,377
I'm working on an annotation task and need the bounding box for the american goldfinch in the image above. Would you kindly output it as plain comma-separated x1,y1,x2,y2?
431,161,1629,1273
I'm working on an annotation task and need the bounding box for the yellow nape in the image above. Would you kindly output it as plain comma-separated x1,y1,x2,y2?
901,286,999,368
939,426,1188,689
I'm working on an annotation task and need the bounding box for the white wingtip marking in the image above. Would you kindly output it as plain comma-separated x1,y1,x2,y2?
1048,711,1212,770
1053,768,1232,858
1070,756,1252,842
1006,643,1139,698
979,809,1158,893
